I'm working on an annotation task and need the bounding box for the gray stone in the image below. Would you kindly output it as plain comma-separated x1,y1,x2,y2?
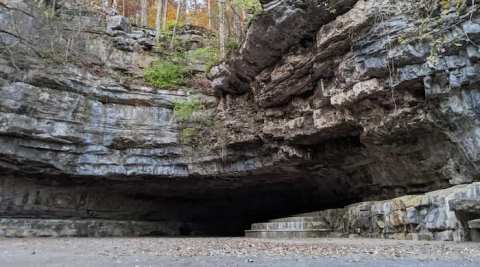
450,199,480,214
467,46,480,61
0,218,179,237
249,184,480,241
463,21,480,41
468,219,480,242
107,15,130,33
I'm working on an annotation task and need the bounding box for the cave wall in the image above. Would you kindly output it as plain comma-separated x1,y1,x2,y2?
0,0,479,237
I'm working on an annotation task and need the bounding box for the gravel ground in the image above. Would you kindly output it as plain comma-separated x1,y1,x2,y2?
0,237,478,267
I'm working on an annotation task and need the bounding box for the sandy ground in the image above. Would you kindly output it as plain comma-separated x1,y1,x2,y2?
0,237,478,267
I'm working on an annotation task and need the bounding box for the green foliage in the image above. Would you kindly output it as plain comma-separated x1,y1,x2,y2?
34,0,56,19
173,98,210,145
144,61,186,89
167,20,185,31
236,0,263,14
173,98,201,121
440,0,467,13
168,51,188,64
226,38,240,53
189,47,220,71
181,127,197,144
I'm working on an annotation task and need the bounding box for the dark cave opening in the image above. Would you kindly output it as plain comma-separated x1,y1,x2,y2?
0,171,360,237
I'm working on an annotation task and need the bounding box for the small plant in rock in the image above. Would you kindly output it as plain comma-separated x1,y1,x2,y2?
173,98,201,121
180,127,197,144
144,61,186,89
226,38,240,55
189,47,220,71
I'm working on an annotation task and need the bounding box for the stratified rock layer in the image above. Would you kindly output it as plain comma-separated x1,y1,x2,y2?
213,0,480,200
1,0,480,238
289,183,480,241
0,218,177,237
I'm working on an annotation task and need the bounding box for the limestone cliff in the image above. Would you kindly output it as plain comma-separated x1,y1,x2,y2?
212,0,480,239
0,0,479,239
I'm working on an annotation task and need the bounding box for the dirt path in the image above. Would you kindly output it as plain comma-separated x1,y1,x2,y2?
0,237,478,266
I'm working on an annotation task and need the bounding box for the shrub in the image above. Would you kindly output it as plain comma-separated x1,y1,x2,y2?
144,61,186,89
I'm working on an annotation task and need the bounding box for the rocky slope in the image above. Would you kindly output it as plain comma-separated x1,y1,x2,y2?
0,0,479,239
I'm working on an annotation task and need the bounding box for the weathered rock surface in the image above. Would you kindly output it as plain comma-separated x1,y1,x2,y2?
0,218,177,237
215,0,480,238
107,15,130,33
1,0,480,238
332,182,480,241
214,0,480,199
249,183,480,241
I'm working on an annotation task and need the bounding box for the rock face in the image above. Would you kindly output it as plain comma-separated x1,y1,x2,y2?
214,0,480,197
247,183,480,241
329,183,480,241
211,0,480,239
0,218,176,237
0,0,480,239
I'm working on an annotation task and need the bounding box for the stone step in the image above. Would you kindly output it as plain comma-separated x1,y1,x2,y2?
0,218,178,237
468,219,480,242
268,216,323,223
251,221,329,231
469,219,480,229
246,215,333,238
245,229,331,238
291,211,324,217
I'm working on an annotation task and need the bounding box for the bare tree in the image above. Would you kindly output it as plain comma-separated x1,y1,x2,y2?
51,0,57,15
155,0,164,41
183,0,189,25
140,0,148,27
207,0,212,29
162,0,168,31
170,0,182,48
218,0,226,58
231,2,242,42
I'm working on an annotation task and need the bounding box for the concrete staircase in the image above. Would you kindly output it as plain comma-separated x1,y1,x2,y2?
469,219,480,242
245,216,331,238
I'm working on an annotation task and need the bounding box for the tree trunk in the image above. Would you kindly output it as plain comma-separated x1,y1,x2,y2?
140,0,148,27
162,0,168,31
182,0,188,25
51,0,56,14
170,0,182,49
155,0,164,42
122,0,126,16
102,0,109,9
218,0,226,58
231,3,242,42
207,0,212,30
